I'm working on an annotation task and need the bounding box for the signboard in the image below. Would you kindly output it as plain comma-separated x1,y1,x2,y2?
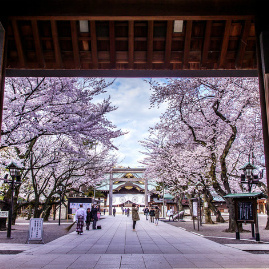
0,211,9,218
69,202,91,214
28,218,44,243
237,201,254,221
68,197,92,215
192,201,198,217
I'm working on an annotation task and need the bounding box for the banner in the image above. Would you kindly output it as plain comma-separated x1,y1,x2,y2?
108,194,145,205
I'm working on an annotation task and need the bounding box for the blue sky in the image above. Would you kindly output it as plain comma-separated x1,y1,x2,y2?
94,78,167,168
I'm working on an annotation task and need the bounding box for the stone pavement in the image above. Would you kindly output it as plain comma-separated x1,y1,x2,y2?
0,215,269,269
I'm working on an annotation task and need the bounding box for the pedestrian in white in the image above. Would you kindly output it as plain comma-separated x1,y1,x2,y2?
75,204,87,235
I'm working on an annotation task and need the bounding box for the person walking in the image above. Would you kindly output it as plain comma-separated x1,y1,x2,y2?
86,208,92,230
168,208,174,221
75,204,87,235
131,204,140,231
127,208,130,217
113,207,116,217
154,206,160,226
144,206,149,220
91,204,98,229
149,207,155,223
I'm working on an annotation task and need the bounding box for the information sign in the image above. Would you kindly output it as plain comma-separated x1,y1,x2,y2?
68,197,92,215
0,211,9,218
237,201,254,221
69,202,91,214
28,218,44,243
192,201,198,217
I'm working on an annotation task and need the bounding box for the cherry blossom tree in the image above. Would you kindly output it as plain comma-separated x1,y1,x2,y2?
1,77,122,149
141,78,265,231
0,77,123,222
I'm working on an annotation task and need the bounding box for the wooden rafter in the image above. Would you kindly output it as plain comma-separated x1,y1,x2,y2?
147,21,154,69
219,20,232,68
201,20,212,68
70,21,81,69
235,20,252,69
109,21,116,68
5,18,257,74
183,20,192,69
11,19,26,67
90,21,98,69
164,21,173,69
128,21,134,69
31,20,45,68
51,20,62,68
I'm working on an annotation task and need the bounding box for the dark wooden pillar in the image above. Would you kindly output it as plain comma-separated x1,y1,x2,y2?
0,19,7,143
144,178,148,206
109,171,113,215
255,9,269,219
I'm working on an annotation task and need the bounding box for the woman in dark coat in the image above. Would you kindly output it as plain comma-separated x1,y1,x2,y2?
131,203,140,231
91,205,98,229
149,207,155,223
154,206,160,225
86,208,92,230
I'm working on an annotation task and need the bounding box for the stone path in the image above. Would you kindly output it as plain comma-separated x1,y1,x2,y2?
0,215,269,268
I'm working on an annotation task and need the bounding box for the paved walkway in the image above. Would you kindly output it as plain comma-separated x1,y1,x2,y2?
0,215,269,269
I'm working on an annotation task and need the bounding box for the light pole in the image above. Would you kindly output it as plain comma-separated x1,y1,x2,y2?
58,186,63,226
195,181,204,227
5,162,22,238
240,159,262,192
239,158,263,240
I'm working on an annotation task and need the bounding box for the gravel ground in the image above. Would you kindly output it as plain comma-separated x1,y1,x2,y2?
0,214,268,245
162,213,269,245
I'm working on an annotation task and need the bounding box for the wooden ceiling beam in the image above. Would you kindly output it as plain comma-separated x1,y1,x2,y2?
147,21,154,69
31,20,45,68
90,21,98,69
235,20,252,69
9,15,254,21
50,20,63,68
164,20,173,69
128,21,134,69
109,21,116,69
6,0,256,20
201,20,212,68
11,19,26,67
219,20,232,68
70,21,81,69
183,20,192,69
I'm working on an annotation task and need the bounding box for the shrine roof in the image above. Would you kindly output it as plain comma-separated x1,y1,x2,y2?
224,192,266,199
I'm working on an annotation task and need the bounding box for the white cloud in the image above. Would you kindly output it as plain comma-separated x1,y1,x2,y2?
93,78,167,167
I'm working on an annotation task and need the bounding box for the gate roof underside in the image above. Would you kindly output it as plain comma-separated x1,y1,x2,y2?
3,0,261,77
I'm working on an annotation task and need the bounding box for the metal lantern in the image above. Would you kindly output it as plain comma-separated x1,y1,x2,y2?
240,162,261,192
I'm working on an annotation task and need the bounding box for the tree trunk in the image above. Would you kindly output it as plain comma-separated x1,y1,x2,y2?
27,204,33,220
33,198,42,218
177,193,184,212
53,205,57,220
224,198,242,232
42,205,52,221
203,193,214,224
186,193,193,216
208,202,225,223
204,206,213,224
215,209,225,223
265,201,269,230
